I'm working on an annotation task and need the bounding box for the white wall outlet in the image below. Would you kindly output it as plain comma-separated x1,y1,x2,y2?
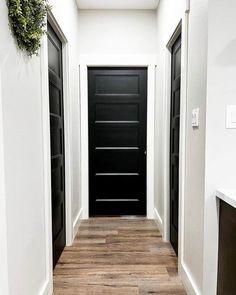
192,108,200,128
226,105,236,129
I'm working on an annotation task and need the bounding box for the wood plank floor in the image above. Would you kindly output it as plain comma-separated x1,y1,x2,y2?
53,218,187,295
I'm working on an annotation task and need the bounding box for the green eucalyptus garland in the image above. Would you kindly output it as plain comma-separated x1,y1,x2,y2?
7,0,51,56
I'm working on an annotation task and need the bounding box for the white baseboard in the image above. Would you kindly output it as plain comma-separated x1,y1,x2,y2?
154,207,163,234
39,278,53,295
179,262,201,295
73,207,83,240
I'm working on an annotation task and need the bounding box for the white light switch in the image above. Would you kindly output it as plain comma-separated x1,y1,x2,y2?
226,105,236,129
192,108,199,128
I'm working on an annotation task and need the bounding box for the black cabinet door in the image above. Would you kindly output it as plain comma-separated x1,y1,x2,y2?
217,201,236,295
170,35,181,255
88,67,147,216
47,23,66,268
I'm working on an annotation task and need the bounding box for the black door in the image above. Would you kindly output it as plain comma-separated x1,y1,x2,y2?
170,35,181,255
47,23,66,268
88,67,147,216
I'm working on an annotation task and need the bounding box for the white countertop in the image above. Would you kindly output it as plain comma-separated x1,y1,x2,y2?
216,189,236,209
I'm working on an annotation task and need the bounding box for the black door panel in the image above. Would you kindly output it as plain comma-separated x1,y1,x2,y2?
88,68,147,216
94,175,140,198
170,35,181,255
47,23,66,268
95,149,140,173
95,103,139,121
95,124,139,147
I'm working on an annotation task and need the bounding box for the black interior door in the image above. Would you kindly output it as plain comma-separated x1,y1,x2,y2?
170,35,181,255
47,23,66,268
88,67,147,216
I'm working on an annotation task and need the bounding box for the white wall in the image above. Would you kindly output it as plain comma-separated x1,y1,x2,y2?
203,0,236,293
154,0,208,294
0,61,9,295
0,0,81,294
77,10,157,55
77,9,157,219
183,0,208,293
0,3,47,293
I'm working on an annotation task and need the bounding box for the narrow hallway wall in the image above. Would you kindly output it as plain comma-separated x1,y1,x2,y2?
77,10,157,55
0,2,48,293
0,0,81,293
203,0,236,293
77,9,157,219
183,0,207,292
154,0,208,293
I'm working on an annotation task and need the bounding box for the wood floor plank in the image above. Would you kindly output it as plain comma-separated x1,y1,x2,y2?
53,218,186,294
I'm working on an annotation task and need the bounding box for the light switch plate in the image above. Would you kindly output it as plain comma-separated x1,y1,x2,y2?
226,105,236,129
192,108,199,128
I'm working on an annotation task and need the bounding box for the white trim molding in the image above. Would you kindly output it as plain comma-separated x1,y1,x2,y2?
0,65,9,295
163,21,183,243
73,208,83,239
163,23,185,242
179,262,201,295
178,11,193,295
154,208,163,234
163,46,171,242
40,33,53,295
80,54,156,219
39,279,53,295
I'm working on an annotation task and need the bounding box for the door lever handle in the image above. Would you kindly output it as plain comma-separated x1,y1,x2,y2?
144,150,147,155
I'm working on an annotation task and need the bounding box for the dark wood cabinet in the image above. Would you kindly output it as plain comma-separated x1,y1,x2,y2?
217,200,236,295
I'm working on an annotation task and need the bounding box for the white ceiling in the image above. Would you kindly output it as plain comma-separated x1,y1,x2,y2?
76,0,160,10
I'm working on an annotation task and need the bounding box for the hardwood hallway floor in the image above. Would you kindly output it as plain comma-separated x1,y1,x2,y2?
53,218,186,295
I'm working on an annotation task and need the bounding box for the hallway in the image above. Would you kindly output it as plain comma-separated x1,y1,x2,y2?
2,0,236,294
53,218,186,294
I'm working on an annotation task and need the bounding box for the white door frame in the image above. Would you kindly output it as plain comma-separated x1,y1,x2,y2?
80,55,156,219
40,10,73,294
162,9,197,295
47,12,73,246
0,66,9,295
163,21,183,242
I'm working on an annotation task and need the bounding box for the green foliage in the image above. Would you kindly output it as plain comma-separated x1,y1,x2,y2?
7,0,51,56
